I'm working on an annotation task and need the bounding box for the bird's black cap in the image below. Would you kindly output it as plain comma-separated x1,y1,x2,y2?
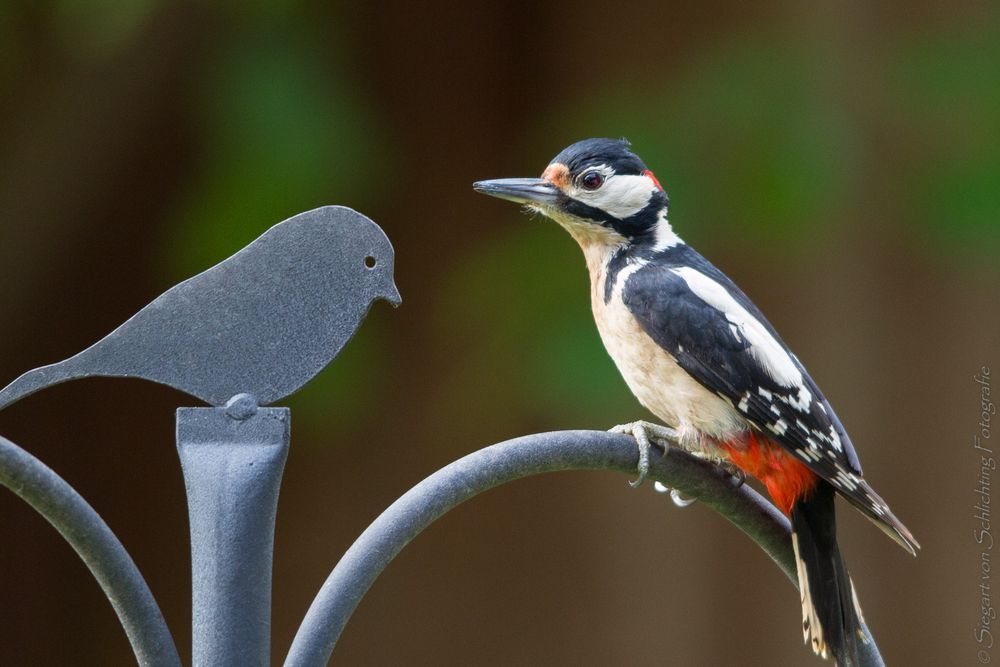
550,138,648,176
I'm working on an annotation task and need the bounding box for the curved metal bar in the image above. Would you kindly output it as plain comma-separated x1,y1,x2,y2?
0,435,181,667
284,430,884,666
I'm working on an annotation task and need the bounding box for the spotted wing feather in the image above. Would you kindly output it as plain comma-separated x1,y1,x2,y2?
621,246,917,553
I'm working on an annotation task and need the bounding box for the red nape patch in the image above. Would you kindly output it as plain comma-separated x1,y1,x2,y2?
643,169,664,191
720,432,818,516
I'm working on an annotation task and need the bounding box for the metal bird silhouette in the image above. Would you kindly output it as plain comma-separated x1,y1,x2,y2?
0,206,400,409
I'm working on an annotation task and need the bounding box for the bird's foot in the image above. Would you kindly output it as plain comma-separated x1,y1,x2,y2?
610,421,677,488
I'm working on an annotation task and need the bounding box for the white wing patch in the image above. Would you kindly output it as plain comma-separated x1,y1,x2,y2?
671,267,805,390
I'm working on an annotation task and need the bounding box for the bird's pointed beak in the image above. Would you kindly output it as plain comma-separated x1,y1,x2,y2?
384,282,402,308
473,178,560,206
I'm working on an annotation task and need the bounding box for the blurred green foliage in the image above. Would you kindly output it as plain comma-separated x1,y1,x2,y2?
149,9,996,437
50,0,161,60
166,30,384,280
434,222,637,429
431,19,997,429
536,33,858,253
892,17,1000,250
283,314,392,439
158,20,388,432
0,7,996,663
534,22,1000,257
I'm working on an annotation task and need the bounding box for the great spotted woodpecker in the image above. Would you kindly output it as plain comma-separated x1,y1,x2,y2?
474,138,918,666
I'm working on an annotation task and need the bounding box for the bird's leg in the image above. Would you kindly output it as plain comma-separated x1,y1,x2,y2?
609,421,677,488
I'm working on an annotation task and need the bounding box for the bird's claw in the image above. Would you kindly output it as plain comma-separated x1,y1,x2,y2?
610,421,676,488
669,488,698,507
611,421,725,507
683,449,746,490
708,458,746,489
727,466,747,490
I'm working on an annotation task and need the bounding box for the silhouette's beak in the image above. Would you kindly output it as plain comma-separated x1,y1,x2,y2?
384,282,402,307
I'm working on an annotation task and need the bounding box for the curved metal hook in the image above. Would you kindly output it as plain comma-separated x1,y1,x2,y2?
283,429,884,666
0,435,181,667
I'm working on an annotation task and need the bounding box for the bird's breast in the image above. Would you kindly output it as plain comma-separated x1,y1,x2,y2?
587,252,747,445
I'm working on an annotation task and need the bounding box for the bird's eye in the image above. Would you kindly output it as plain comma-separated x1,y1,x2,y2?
580,171,604,191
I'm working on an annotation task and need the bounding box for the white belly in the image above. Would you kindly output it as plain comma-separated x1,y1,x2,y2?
590,264,748,445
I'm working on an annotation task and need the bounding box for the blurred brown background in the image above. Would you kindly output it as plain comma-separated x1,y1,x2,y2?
1,2,997,665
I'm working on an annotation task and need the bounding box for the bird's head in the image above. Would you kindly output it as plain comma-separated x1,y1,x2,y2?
474,138,676,251
357,217,402,308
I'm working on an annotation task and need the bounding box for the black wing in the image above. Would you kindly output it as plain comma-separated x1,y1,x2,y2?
620,245,917,553
621,248,856,469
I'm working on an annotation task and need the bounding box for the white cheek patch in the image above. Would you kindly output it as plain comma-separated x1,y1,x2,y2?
581,174,658,220
671,266,805,389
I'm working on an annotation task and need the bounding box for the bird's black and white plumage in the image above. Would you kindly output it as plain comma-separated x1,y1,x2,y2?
475,138,918,667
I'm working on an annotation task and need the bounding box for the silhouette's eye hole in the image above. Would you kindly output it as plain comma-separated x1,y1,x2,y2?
580,171,604,191
364,256,377,269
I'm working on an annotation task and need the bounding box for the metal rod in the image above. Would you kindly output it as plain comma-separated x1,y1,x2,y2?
284,429,884,667
0,434,181,667
177,395,289,667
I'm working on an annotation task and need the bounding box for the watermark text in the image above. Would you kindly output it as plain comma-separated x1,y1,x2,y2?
975,365,995,662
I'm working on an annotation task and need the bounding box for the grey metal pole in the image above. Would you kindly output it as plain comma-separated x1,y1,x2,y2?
177,394,290,667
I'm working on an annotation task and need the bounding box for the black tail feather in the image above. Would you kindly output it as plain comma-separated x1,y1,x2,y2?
841,478,920,557
791,483,866,667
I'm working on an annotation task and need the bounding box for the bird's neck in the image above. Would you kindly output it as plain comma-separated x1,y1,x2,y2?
549,211,627,279
555,205,685,311
641,209,682,252
571,214,684,314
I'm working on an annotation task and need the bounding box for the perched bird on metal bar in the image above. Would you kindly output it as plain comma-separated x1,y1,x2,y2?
474,138,918,666
0,206,400,410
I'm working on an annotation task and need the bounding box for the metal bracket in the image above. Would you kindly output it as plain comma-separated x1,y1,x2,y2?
177,395,289,667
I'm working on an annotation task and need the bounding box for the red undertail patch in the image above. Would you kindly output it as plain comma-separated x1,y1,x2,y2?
721,432,818,516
